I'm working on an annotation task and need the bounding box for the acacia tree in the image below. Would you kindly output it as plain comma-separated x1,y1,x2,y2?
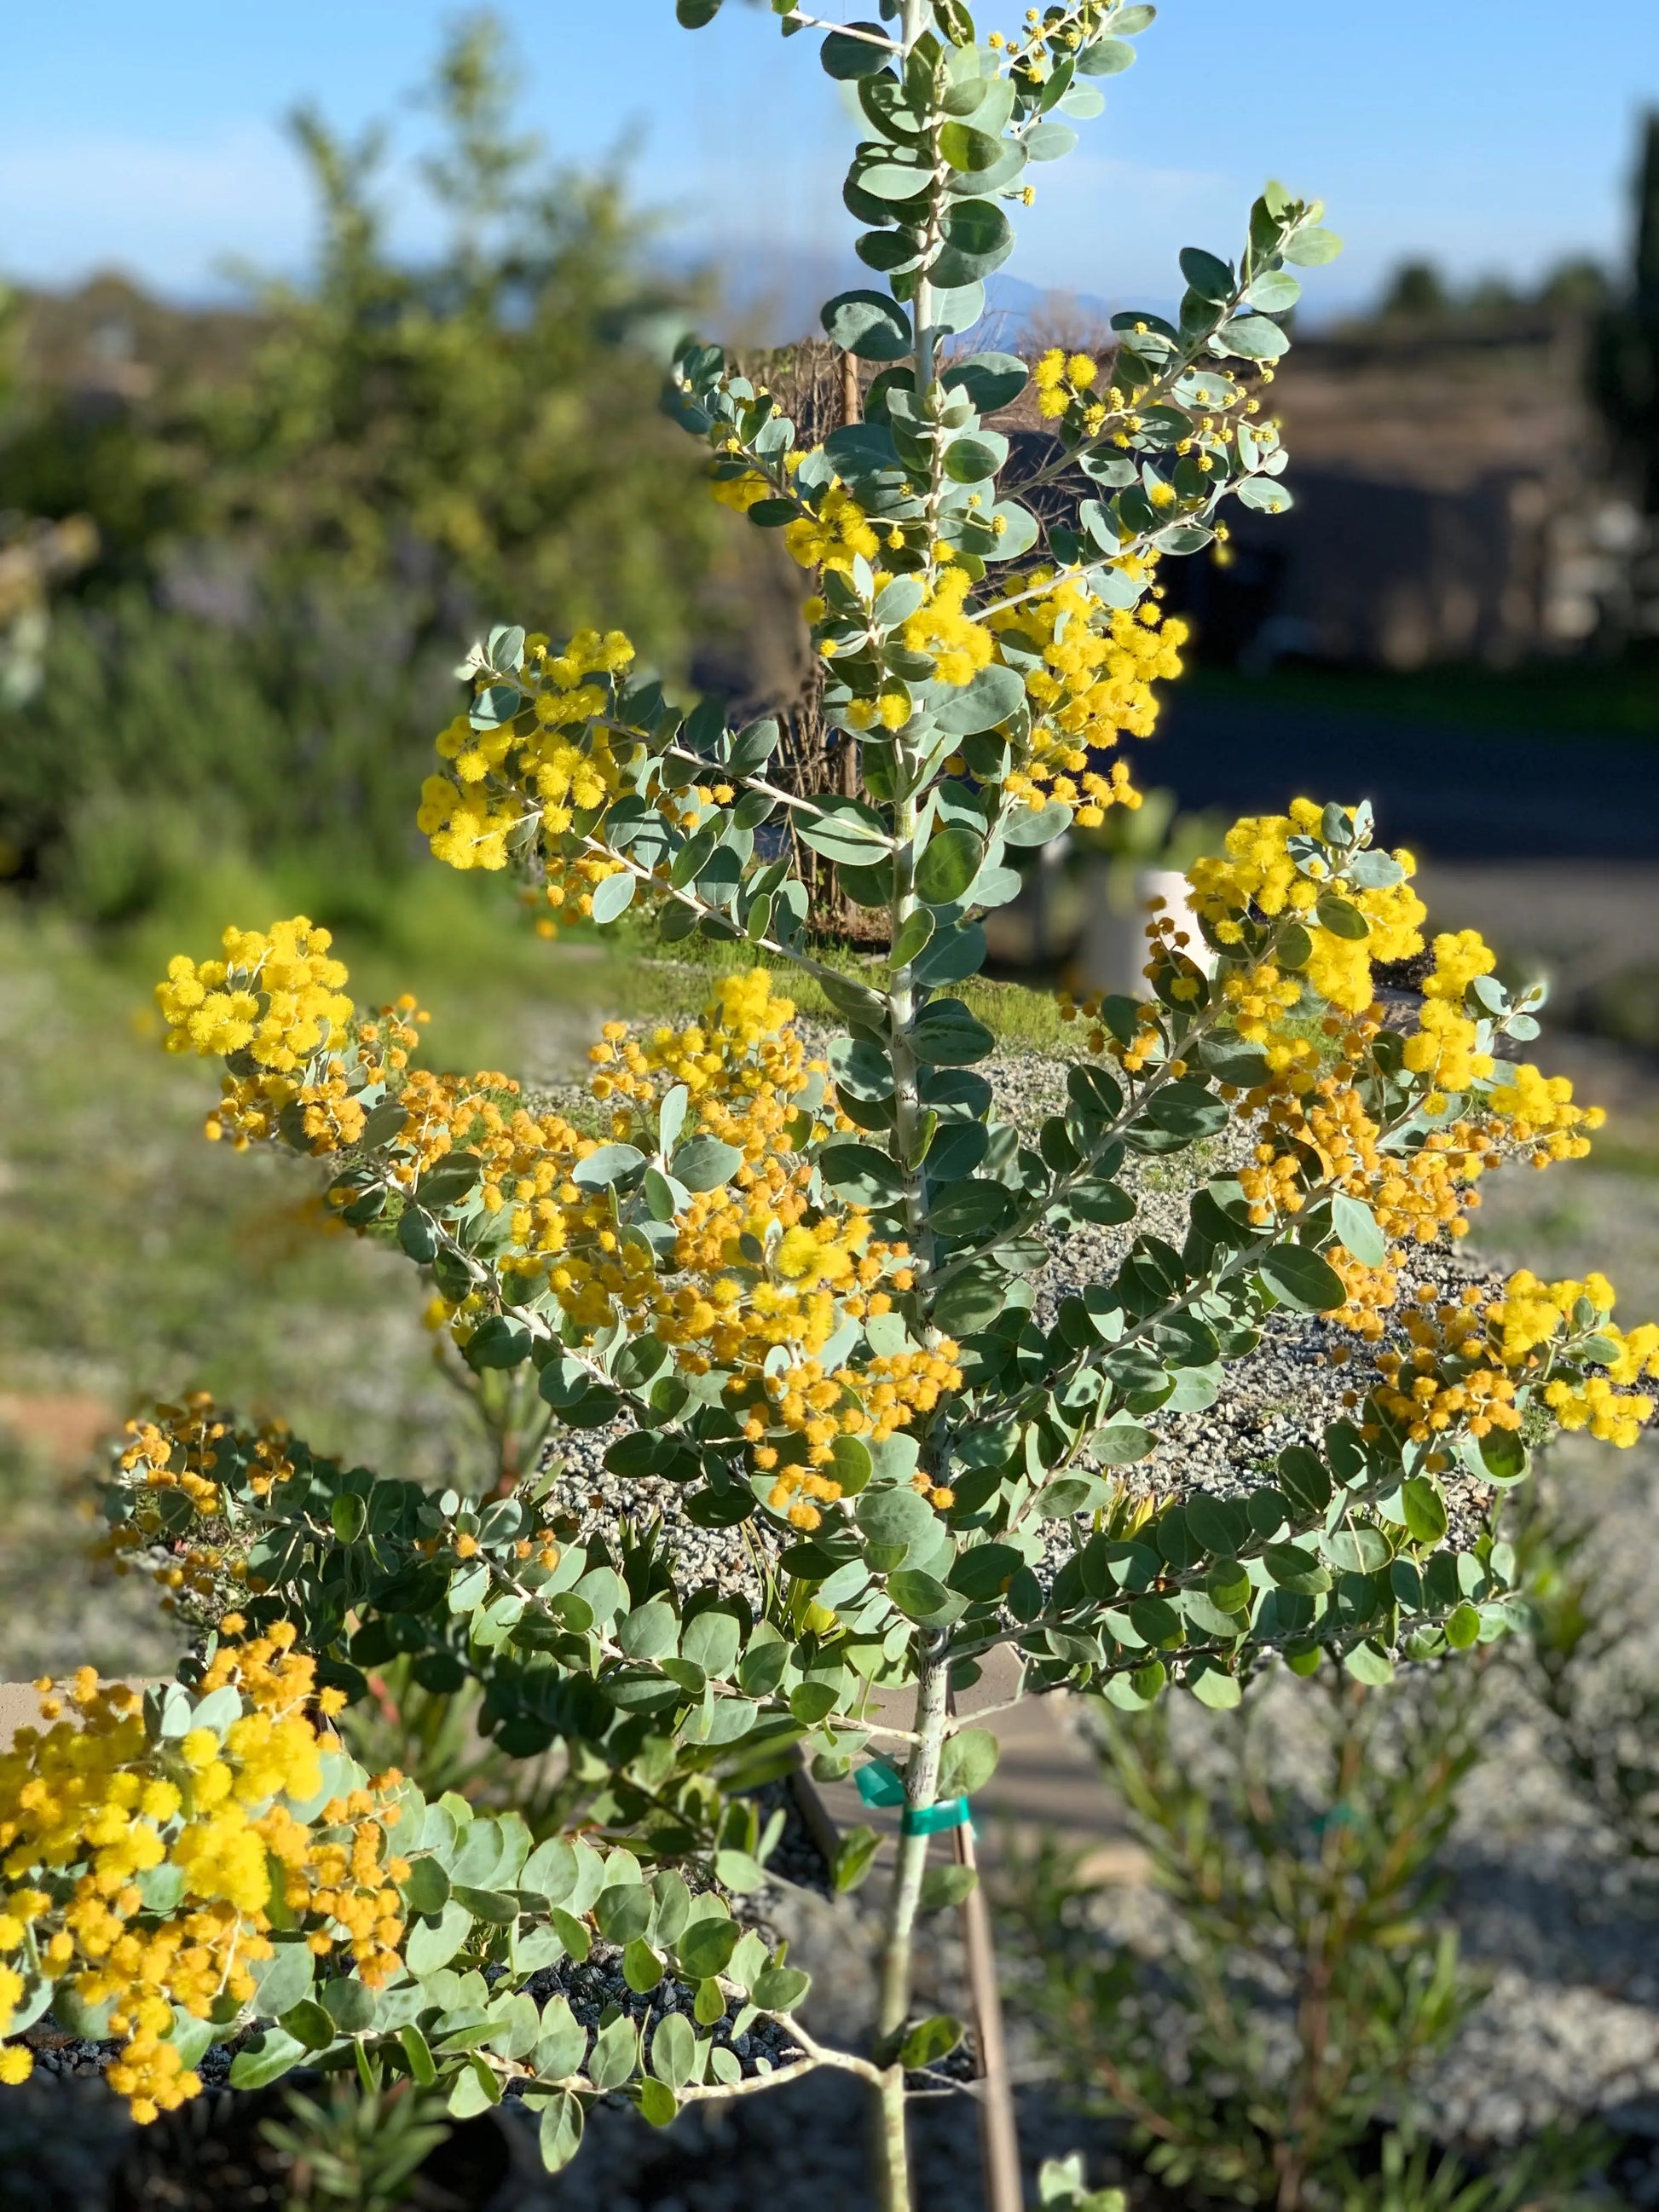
4,7,1657,2210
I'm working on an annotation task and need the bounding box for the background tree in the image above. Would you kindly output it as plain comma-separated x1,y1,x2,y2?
1594,112,1659,515
0,14,729,907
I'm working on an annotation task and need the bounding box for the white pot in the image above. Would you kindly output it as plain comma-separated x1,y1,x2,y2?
1076,864,1215,998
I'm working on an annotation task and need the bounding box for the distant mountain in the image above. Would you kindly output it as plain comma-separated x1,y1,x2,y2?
668,240,1125,349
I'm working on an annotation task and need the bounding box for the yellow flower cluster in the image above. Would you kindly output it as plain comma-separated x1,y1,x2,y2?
1372,1289,1522,1446
901,565,996,688
1188,799,1428,1019
659,1170,896,1365
1234,970,1608,1345
159,944,948,1506
1032,347,1101,423
844,689,915,735
578,978,917,1401
1367,1273,1656,1453
157,921,351,1073
157,923,423,1152
1240,1040,1496,1334
1494,1268,1659,1441
1219,961,1308,1075
588,969,818,1163
987,582,1186,822
1607,1319,1659,1387
1396,931,1499,1101
417,627,633,875
0,1627,406,2123
784,484,882,576
392,1070,633,1325
748,1344,963,1529
1485,1062,1604,1165
709,468,774,515
119,1395,233,1517
1403,999,1495,1099
1421,928,1495,1002
101,1397,297,1614
1485,1269,1616,1367
217,996,425,1154
1057,986,1168,1075
1545,1373,1655,1447
1055,826,1615,1357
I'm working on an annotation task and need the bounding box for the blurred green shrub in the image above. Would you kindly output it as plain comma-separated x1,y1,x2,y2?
12,586,453,915
1514,1470,1659,1875
0,13,732,915
999,1663,1627,2212
999,1665,1598,2210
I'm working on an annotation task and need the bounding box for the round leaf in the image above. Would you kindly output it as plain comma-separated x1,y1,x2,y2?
623,1939,664,1994
671,1136,744,1192
942,352,1030,412
590,871,636,926
573,1143,646,1190
887,1569,951,1620
1078,35,1136,72
538,2090,585,2173
899,2013,964,2069
401,1856,451,1917
938,1726,998,1797
939,121,1003,174
650,2011,697,2088
820,21,891,78
1286,225,1344,266
676,1915,739,1981
857,1485,935,1548
228,2028,309,2092
912,1001,996,1066
823,288,914,361
1220,314,1292,361
1331,1193,1386,1268
1257,1245,1347,1314
916,824,985,904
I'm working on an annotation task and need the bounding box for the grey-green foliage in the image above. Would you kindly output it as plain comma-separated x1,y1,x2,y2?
101,6,1655,2207
211,1726,807,2144
673,3,1338,627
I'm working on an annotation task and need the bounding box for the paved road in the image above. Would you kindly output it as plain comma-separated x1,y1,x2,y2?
1150,693,1659,860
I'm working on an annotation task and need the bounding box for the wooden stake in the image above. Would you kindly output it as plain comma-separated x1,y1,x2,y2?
955,1815,1023,2212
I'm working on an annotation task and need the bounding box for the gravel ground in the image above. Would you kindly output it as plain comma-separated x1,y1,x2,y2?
537,1040,1510,1592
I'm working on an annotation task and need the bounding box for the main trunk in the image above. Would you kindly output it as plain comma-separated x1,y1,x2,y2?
869,1638,951,2212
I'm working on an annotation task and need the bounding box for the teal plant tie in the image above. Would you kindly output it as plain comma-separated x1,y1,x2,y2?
900,1797,970,1837
855,1758,972,1835
855,1758,906,1809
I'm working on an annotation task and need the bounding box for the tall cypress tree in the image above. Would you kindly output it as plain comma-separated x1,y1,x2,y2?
1593,112,1659,511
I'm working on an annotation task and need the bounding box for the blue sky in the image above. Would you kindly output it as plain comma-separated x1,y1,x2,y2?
2,1,1656,332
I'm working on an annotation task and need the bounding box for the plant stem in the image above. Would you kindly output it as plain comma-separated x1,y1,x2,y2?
866,18,955,2212
870,1636,951,2212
